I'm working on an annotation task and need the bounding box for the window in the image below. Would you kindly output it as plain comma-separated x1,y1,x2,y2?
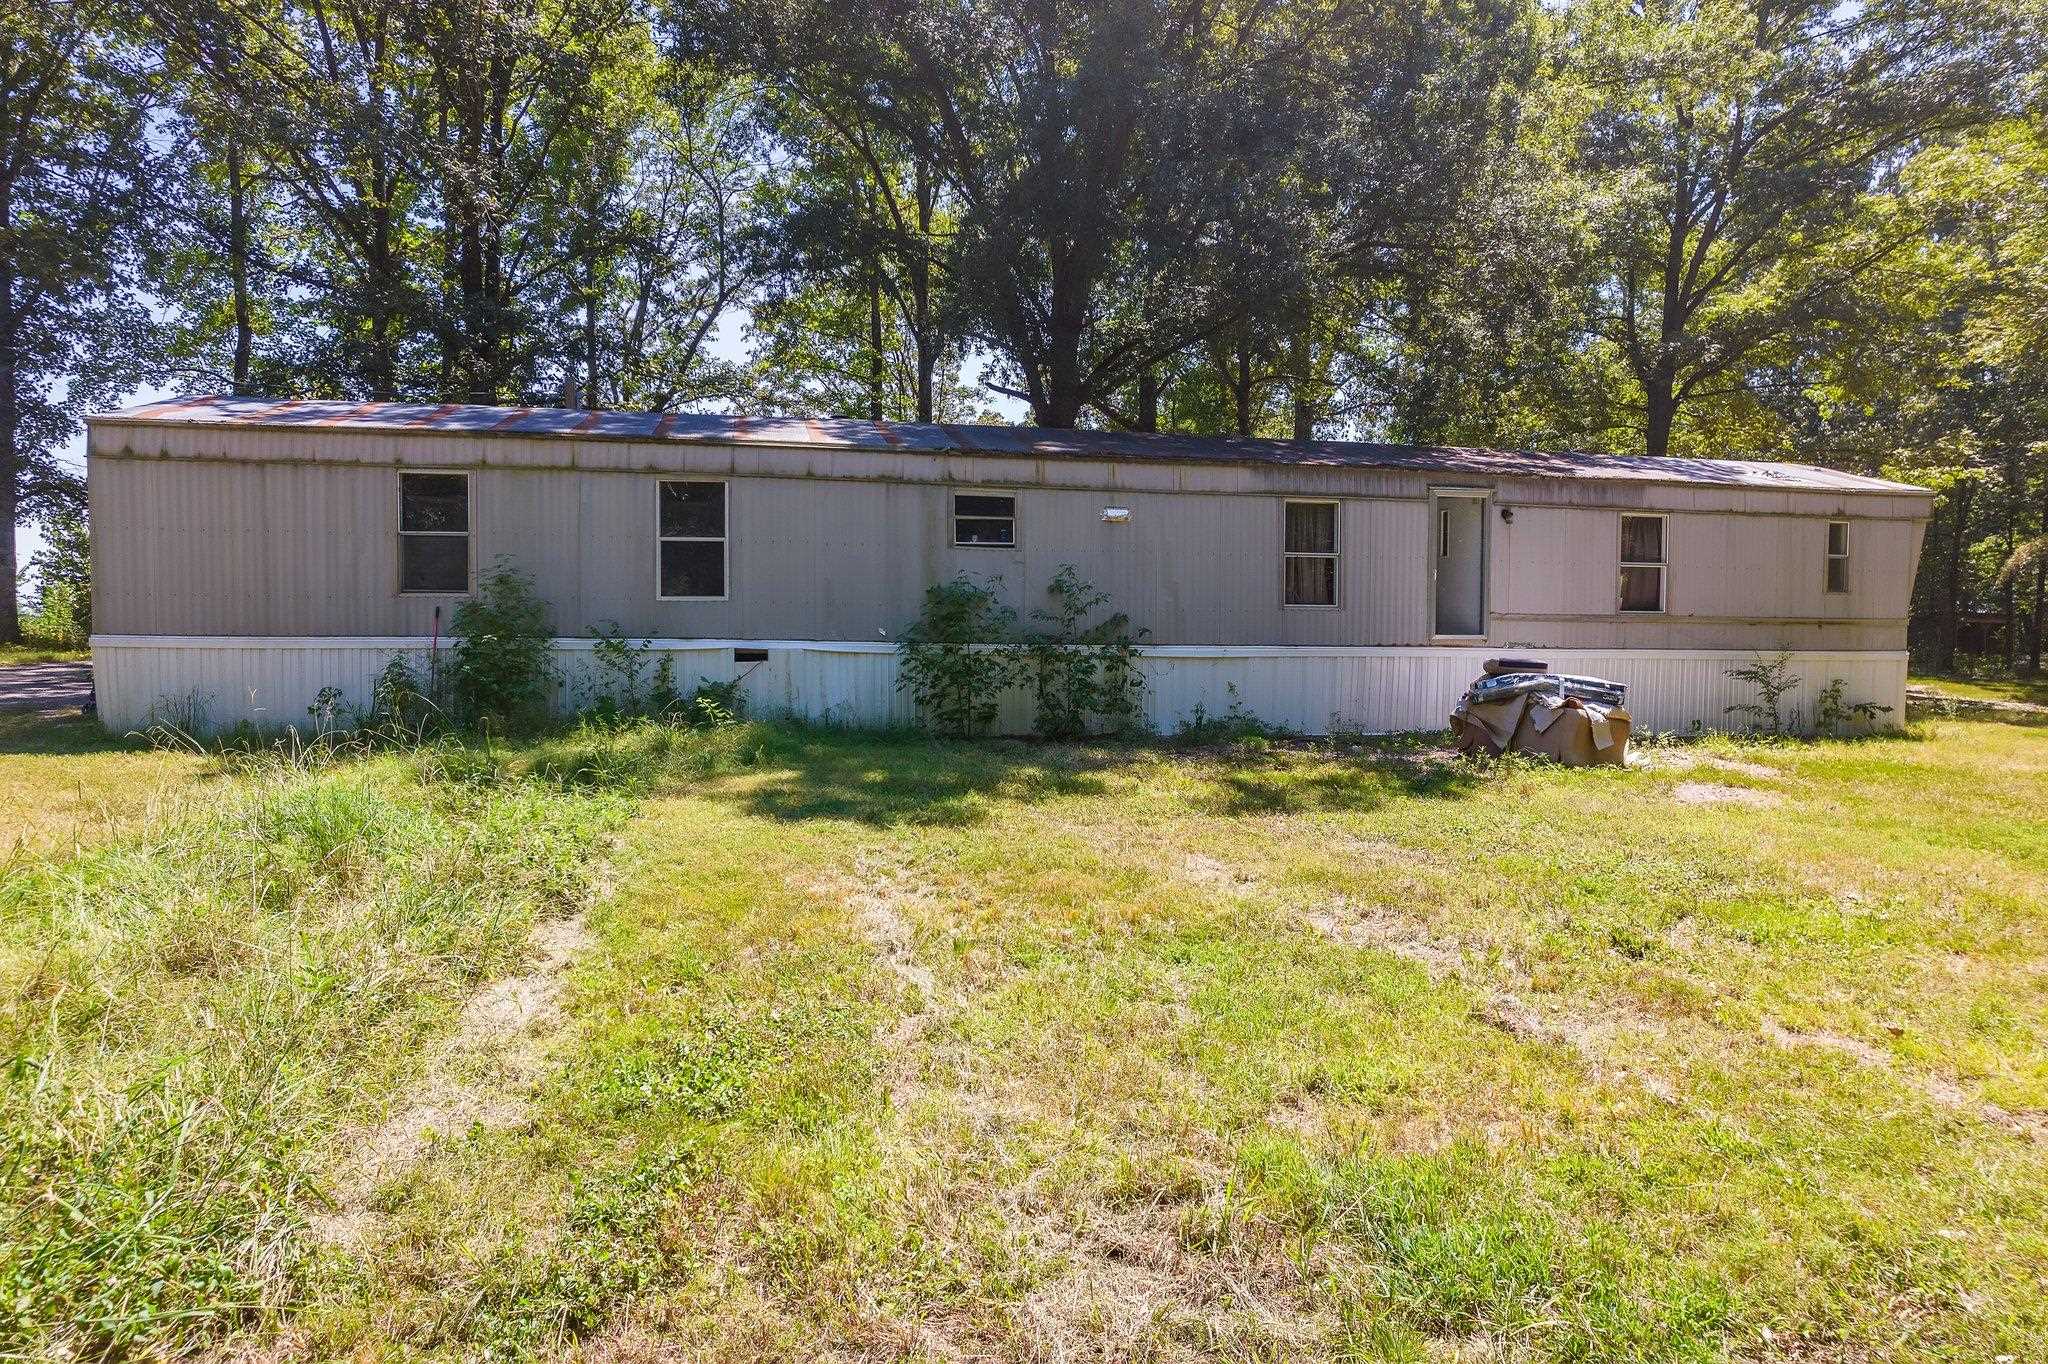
399,472,470,593
1284,500,1339,606
954,492,1016,546
1618,514,1665,613
1826,520,1849,594
1439,507,1451,557
658,480,727,599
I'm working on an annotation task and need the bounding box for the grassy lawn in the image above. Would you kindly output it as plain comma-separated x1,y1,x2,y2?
1910,673,2048,708
0,641,90,667
0,713,217,857
2,714,2044,1360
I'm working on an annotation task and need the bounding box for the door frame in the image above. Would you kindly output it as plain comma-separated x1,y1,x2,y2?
1429,486,1491,640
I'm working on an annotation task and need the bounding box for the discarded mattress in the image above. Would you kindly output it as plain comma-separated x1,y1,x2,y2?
1451,663,1631,767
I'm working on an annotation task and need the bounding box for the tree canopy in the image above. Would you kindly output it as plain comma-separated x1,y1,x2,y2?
6,0,2047,661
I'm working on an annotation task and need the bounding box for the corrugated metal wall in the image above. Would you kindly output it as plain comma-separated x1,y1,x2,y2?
90,453,1921,651
91,636,1909,738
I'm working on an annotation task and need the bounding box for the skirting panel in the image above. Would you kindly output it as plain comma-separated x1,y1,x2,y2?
89,636,1910,738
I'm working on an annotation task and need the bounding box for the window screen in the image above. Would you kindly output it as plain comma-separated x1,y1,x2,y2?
954,492,1016,546
658,480,727,598
1284,501,1339,606
1826,520,1849,594
1619,514,1665,613
399,473,470,593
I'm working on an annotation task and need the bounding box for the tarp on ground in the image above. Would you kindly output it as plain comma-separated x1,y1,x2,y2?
1450,690,1632,767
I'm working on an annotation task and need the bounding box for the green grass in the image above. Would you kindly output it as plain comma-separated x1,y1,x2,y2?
1910,673,2048,707
2,714,2045,1360
0,729,634,1358
0,713,217,857
0,640,89,667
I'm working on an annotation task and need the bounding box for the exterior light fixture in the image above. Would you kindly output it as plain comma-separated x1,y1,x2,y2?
1102,507,1131,523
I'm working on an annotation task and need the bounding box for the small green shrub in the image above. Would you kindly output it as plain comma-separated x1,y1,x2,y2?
669,676,746,728
1175,684,1286,746
1815,678,1894,735
1725,652,1800,735
366,654,441,741
897,570,1151,738
896,576,1022,737
450,559,556,731
587,622,652,718
1024,565,1148,738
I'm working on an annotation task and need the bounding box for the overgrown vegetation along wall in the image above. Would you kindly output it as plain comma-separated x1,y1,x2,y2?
94,638,1911,740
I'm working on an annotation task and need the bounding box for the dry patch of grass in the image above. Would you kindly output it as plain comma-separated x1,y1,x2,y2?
312,911,600,1249
1672,779,1781,806
0,713,215,855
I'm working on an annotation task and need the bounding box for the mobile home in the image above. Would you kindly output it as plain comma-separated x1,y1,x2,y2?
85,395,1930,735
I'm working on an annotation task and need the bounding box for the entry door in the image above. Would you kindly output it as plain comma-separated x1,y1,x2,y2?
1433,491,1488,637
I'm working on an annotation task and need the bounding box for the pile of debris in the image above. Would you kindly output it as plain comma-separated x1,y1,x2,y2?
1450,657,1632,766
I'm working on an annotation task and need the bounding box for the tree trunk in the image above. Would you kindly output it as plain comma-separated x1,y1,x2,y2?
1290,324,1315,441
911,161,935,422
1137,368,1158,433
583,238,600,410
2029,552,2045,677
2032,479,2048,676
1038,245,1087,427
0,168,19,642
1936,480,1975,674
367,190,398,399
227,137,253,393
1643,362,1679,458
2001,454,2020,671
1233,339,1253,437
867,255,885,421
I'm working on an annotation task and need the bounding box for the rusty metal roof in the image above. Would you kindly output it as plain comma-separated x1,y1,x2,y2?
93,394,1929,494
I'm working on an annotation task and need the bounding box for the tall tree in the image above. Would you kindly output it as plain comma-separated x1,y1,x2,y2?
0,0,160,640
411,0,635,402
1568,0,2038,456
538,59,766,410
152,74,284,394
676,0,1531,428
153,0,433,398
747,90,963,421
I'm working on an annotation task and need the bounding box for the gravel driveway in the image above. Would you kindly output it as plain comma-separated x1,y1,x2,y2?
0,662,93,714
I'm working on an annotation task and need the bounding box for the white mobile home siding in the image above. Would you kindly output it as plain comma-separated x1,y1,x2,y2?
84,407,1931,734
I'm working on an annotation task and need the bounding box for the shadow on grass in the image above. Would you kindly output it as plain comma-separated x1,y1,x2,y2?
0,711,144,757
1200,749,1485,815
715,725,1495,826
730,728,1133,827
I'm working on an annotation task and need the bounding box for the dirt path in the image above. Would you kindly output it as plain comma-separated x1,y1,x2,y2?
311,913,594,1247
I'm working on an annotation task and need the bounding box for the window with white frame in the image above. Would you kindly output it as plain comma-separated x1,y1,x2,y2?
953,491,1016,546
658,480,727,599
1825,520,1849,594
1618,514,1665,613
1283,500,1339,606
398,472,470,593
